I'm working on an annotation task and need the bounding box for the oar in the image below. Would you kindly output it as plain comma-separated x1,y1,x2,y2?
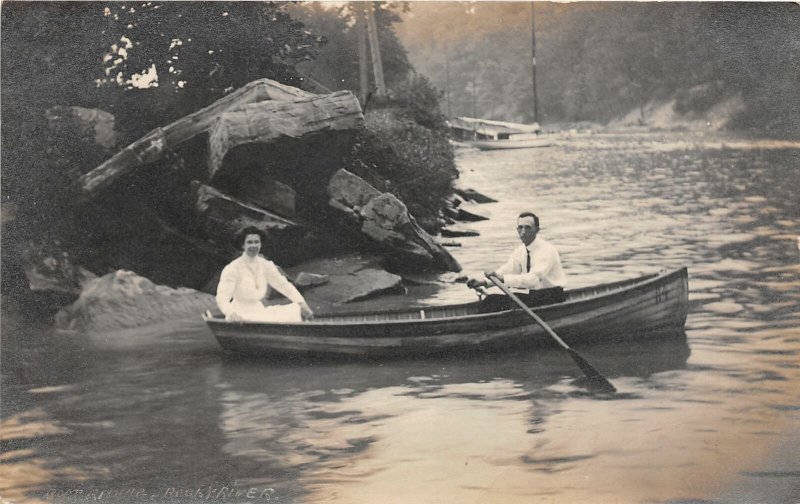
487,274,616,393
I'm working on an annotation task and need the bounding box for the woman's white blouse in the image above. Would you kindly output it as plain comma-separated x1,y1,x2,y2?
215,255,304,317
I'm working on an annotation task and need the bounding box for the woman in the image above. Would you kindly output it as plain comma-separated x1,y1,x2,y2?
216,226,313,323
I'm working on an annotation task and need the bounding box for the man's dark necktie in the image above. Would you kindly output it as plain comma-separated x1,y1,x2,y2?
526,249,531,272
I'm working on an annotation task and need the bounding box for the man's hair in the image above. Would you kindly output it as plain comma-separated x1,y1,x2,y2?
235,226,267,249
518,212,540,229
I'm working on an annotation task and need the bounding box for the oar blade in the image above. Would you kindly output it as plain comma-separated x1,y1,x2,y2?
567,348,617,394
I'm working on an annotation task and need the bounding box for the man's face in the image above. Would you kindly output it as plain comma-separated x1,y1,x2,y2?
517,217,538,246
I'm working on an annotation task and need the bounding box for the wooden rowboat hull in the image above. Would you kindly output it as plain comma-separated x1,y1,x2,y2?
204,268,689,357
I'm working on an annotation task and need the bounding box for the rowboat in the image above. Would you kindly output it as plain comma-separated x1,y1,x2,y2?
203,267,688,358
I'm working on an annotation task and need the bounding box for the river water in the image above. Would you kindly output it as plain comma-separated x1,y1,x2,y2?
2,131,799,503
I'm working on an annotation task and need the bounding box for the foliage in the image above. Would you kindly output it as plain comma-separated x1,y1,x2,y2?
346,110,457,231
285,2,413,96
392,74,448,130
2,2,109,215
1,0,457,253
289,2,457,229
1,1,324,234
98,3,322,119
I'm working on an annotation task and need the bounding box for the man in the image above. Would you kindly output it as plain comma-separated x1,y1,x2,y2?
468,212,566,307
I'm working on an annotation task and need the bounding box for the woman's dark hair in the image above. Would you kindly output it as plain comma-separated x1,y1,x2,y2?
235,226,267,249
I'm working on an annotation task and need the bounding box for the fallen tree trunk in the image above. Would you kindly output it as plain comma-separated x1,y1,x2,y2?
77,79,314,198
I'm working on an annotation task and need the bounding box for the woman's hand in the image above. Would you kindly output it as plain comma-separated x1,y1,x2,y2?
227,312,243,323
466,277,487,289
299,301,314,321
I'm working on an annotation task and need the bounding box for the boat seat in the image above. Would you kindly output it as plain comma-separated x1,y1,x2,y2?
478,287,566,313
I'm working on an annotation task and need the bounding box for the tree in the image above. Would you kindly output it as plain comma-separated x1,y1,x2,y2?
97,2,324,131
286,2,412,99
1,1,325,238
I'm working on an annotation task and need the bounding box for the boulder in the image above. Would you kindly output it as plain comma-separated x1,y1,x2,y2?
237,177,296,218
454,187,497,204
440,224,480,238
208,91,363,180
12,241,97,314
45,106,117,151
55,270,215,333
452,198,489,222
286,255,403,308
327,169,461,272
293,272,330,290
441,194,489,223
192,181,302,252
78,78,316,197
455,207,488,222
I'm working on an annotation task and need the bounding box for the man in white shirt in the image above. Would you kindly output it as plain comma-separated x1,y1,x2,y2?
468,212,566,307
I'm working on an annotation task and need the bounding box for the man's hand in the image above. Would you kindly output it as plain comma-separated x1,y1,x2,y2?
484,271,503,283
299,301,314,321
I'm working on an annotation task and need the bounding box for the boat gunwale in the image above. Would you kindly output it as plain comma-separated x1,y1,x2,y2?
204,268,686,329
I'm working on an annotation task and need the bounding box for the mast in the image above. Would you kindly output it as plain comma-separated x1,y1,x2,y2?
445,56,451,118
530,2,539,125
356,3,369,105
365,1,387,99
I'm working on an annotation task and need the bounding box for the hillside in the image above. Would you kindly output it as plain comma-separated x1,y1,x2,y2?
394,2,800,134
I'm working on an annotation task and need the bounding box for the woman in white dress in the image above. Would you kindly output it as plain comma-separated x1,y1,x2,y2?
215,226,313,323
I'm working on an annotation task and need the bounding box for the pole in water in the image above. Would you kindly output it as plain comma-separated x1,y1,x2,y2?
487,275,616,394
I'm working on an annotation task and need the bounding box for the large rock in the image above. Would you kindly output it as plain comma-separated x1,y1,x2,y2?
191,182,335,273
440,224,480,238
55,270,215,332
327,170,461,272
208,91,363,180
453,187,497,204
45,106,117,151
237,177,296,218
78,78,315,197
5,240,98,315
286,254,403,308
192,181,302,249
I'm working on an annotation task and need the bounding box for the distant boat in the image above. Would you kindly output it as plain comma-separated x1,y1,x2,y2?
471,133,552,151
447,4,552,152
448,117,552,151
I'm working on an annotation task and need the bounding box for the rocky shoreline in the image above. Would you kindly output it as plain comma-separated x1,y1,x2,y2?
2,79,495,333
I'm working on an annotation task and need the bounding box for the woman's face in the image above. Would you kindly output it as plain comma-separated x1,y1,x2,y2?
243,233,262,257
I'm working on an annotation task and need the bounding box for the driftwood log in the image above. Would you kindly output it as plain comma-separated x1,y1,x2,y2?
77,79,314,197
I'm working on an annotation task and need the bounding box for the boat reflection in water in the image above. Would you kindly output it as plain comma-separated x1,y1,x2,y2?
212,330,689,498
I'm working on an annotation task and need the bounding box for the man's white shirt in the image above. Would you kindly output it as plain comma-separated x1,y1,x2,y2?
496,237,566,290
